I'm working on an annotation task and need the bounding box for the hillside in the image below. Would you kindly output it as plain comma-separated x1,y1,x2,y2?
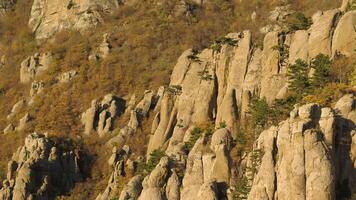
0,0,355,200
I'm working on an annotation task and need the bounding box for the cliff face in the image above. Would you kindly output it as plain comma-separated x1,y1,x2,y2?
0,133,83,200
248,95,356,200
0,0,355,200
29,0,120,40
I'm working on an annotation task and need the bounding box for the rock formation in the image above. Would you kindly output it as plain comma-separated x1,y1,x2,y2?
7,99,25,120
247,95,356,200
57,70,78,83
20,53,53,83
29,0,120,40
0,0,15,14
0,133,83,200
81,94,124,136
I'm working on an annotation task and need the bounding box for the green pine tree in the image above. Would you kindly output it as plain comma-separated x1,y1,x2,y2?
310,54,332,88
287,59,310,93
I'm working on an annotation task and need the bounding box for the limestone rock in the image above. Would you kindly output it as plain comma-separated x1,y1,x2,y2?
332,10,356,57
81,94,124,136
289,30,309,64
260,31,286,104
57,70,78,83
308,9,340,59
16,113,31,132
89,33,113,60
197,181,219,200
341,0,355,11
0,133,83,199
20,53,53,83
0,0,15,14
166,171,180,200
118,175,143,200
268,5,294,22
138,157,170,200
7,99,26,120
247,95,356,200
3,124,14,134
29,0,119,40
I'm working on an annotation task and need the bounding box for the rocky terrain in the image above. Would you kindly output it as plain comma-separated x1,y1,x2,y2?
0,0,355,199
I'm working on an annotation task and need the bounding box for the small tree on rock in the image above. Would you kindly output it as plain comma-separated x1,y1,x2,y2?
310,54,332,89
287,59,310,93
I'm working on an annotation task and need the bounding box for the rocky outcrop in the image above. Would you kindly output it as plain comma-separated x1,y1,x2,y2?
7,99,25,120
308,9,340,59
81,94,124,136
96,145,137,200
0,0,15,14
29,0,120,40
137,157,170,200
332,10,356,57
106,90,157,147
89,33,112,61
247,94,356,200
15,113,31,132
20,53,53,83
0,133,83,200
57,70,78,83
3,124,14,134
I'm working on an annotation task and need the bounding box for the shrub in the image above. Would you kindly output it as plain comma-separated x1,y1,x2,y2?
287,59,310,93
137,149,166,175
330,54,356,84
272,44,290,66
210,36,238,53
184,127,203,152
346,2,356,12
198,70,214,81
187,49,201,63
248,97,271,128
286,12,312,31
303,83,350,107
351,67,356,86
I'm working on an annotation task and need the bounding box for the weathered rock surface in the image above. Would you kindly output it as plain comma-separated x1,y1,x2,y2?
89,33,113,61
247,94,356,200
81,94,124,136
0,0,15,14
20,53,53,83
332,10,356,57
0,133,83,200
7,99,26,120
57,70,78,83
29,0,120,40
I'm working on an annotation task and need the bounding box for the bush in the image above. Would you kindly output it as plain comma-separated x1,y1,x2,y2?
184,127,203,152
210,36,238,53
137,149,166,176
272,44,289,66
248,97,271,128
287,12,312,31
303,83,351,107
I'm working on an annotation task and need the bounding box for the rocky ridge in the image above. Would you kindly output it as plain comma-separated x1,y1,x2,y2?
0,0,355,200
